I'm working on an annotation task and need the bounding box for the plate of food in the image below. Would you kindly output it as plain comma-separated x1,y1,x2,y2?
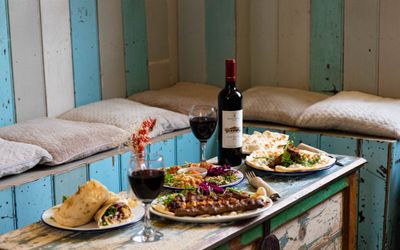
245,141,336,176
150,185,273,223
42,180,144,231
242,130,289,155
163,162,244,190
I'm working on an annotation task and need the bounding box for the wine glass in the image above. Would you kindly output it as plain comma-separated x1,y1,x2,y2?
128,152,165,242
189,105,218,162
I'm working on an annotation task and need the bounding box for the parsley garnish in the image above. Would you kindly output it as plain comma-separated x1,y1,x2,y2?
62,195,68,202
104,205,117,217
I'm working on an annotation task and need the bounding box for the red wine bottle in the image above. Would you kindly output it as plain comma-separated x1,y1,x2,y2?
218,59,243,166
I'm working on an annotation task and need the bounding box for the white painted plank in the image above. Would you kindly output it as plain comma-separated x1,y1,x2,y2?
378,0,400,98
146,0,175,90
277,0,310,89
236,0,250,90
98,0,126,99
40,0,75,117
250,0,278,86
167,0,178,85
8,0,47,121
344,0,379,95
178,0,206,83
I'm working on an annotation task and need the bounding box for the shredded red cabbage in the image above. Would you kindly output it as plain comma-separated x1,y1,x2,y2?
207,165,233,176
198,181,224,195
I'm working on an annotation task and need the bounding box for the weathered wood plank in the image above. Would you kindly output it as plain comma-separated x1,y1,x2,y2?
70,0,101,107
146,0,174,90
343,0,379,95
149,138,176,167
247,126,285,134
0,187,15,234
272,192,343,249
378,0,400,98
236,0,251,90
250,0,278,86
0,0,15,127
89,156,120,193
40,0,75,117
386,142,400,250
122,0,149,96
205,0,235,87
320,135,358,156
358,140,388,249
270,177,348,230
310,0,344,93
178,0,206,83
8,0,47,121
277,0,309,89
97,0,126,99
176,133,200,165
15,177,53,228
53,165,88,205
119,152,131,192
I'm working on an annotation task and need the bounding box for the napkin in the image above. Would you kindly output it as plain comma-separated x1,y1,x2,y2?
248,176,280,201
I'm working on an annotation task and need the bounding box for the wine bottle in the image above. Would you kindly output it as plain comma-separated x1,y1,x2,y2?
218,59,243,166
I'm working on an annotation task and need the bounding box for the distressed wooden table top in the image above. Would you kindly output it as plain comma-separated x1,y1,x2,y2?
0,156,366,250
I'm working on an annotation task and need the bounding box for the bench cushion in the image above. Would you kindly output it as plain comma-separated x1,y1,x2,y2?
0,118,129,165
0,138,52,178
243,86,328,126
129,82,221,115
58,98,189,137
297,91,400,139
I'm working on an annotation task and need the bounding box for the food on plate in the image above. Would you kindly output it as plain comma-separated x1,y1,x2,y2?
164,163,240,189
53,180,110,227
242,130,289,154
245,141,335,172
95,194,133,227
153,184,270,217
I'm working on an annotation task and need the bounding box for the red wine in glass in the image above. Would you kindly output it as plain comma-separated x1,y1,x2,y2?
190,116,217,142
128,169,165,203
189,105,218,161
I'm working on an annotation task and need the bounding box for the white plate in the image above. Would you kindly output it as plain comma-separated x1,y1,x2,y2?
163,170,244,190
150,196,273,223
42,204,144,232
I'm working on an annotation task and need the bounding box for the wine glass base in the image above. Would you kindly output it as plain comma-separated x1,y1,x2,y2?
132,228,163,243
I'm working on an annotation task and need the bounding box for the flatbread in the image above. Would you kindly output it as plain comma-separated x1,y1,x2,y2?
242,130,289,154
94,194,133,227
53,180,110,227
246,149,335,173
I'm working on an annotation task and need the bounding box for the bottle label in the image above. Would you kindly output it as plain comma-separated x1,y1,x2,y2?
222,110,243,148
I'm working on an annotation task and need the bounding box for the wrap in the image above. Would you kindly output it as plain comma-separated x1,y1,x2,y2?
53,180,110,227
94,194,133,227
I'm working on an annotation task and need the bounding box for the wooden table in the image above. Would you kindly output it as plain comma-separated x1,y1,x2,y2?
0,156,366,250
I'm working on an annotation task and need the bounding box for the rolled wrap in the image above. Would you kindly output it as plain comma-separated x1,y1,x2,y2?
53,180,110,227
94,195,132,227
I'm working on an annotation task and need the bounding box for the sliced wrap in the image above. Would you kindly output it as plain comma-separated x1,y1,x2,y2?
54,180,110,227
94,195,133,227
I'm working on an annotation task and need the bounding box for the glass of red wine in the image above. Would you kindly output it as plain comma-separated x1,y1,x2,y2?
189,105,218,162
128,152,165,243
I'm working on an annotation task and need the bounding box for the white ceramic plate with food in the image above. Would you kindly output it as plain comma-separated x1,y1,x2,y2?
42,204,144,232
149,195,272,223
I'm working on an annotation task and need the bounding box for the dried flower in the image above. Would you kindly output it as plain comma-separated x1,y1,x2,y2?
128,118,157,155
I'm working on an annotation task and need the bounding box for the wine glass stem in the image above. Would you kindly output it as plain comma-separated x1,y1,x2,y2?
200,141,207,162
143,202,152,234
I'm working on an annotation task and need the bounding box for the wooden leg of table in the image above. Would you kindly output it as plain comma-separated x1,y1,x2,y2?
343,172,358,250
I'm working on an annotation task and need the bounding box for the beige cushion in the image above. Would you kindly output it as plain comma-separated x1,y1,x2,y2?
129,82,221,115
0,138,52,178
297,91,400,139
0,118,129,165
243,86,328,125
58,98,189,137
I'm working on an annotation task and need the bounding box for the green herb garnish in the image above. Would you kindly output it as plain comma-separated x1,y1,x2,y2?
104,205,117,217
62,195,68,202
